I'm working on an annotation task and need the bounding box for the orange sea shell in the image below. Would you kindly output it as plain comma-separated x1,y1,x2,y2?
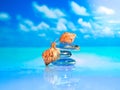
42,42,60,66
60,32,76,44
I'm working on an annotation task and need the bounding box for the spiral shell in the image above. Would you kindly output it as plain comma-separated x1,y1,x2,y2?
60,32,76,44
42,42,60,66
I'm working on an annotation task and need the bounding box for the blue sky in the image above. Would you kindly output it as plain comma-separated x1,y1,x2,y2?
0,0,120,47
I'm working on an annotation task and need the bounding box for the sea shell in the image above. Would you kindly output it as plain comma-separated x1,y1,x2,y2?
42,42,60,66
60,32,76,44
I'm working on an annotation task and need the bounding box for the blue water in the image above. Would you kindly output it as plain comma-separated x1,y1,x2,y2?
0,47,120,90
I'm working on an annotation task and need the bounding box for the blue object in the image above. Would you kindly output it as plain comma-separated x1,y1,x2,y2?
52,58,76,66
52,42,79,66
57,43,80,50
60,50,72,58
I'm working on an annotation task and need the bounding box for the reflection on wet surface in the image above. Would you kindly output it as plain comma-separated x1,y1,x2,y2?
0,65,120,90
44,66,79,90
43,66,120,90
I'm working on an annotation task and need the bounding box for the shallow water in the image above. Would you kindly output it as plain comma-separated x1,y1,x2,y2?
0,47,120,90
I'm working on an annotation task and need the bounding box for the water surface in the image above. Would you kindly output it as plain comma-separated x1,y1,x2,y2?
0,47,120,90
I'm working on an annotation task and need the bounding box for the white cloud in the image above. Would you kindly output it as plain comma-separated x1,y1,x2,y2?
78,18,116,38
0,12,11,21
79,29,85,33
56,18,67,31
54,31,60,35
36,22,50,30
90,23,115,37
84,34,91,39
67,22,76,31
19,23,29,32
19,19,34,31
33,2,65,19
78,18,91,28
77,16,120,38
24,19,34,26
18,16,78,33
18,17,50,31
70,1,89,16
97,6,115,15
102,27,114,36
38,33,46,37
55,18,77,31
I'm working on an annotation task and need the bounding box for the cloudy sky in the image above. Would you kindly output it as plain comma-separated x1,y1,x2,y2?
0,0,120,47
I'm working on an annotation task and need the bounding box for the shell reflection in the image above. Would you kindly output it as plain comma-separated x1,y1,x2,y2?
44,66,80,90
